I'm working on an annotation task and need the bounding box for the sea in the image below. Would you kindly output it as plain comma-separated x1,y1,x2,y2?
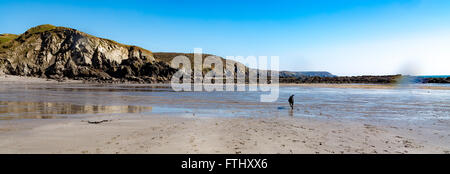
0,82,449,121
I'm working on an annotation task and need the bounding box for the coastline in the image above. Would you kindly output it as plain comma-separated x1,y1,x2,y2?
280,83,450,90
1,75,449,90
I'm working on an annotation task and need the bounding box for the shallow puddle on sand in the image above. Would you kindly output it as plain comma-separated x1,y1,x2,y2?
0,101,152,120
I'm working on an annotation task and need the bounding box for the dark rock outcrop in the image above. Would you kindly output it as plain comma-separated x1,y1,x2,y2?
279,75,403,84
279,71,336,78
423,77,450,83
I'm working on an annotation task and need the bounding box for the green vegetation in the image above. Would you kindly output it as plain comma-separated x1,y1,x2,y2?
1,25,58,55
0,34,19,45
24,24,57,35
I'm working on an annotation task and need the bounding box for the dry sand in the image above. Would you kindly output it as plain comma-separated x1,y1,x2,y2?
0,74,81,84
0,114,449,154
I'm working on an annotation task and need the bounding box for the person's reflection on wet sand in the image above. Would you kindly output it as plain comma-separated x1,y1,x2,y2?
289,109,293,117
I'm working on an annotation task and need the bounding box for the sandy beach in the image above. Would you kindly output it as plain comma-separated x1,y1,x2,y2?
0,75,449,154
2,1,450,158
0,74,81,84
0,114,449,154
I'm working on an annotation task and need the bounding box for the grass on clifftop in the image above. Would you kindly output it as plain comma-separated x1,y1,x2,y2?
24,24,57,35
0,34,19,45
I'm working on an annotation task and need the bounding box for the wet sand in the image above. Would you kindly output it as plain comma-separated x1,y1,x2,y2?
0,114,449,154
1,75,449,154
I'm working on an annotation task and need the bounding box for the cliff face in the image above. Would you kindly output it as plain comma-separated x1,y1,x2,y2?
0,24,176,83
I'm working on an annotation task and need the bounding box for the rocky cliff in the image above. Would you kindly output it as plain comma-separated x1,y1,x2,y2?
0,24,176,83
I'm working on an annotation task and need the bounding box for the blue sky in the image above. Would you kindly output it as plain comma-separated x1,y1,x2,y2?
1,0,450,75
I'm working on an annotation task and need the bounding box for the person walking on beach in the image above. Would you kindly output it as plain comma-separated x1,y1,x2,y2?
288,94,294,110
